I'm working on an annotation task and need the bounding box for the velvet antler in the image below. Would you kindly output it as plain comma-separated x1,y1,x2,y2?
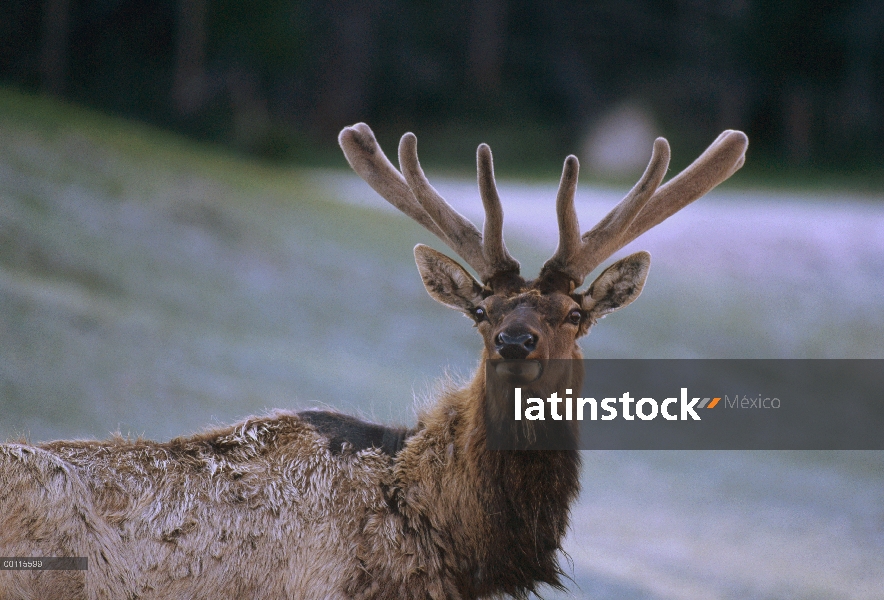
339,123,519,286
539,130,748,290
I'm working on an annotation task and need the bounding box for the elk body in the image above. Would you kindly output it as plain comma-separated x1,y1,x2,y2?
0,124,747,599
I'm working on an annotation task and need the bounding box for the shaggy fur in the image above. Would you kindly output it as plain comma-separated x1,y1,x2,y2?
0,362,579,600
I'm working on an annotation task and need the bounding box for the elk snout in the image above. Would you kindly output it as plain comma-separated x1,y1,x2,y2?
495,331,538,360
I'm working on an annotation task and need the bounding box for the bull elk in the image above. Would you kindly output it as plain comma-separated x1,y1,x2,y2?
0,123,747,599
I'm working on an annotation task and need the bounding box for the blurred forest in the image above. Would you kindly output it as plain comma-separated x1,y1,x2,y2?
2,0,884,174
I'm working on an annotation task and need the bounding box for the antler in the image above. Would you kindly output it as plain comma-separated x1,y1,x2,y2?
339,123,519,284
540,130,748,289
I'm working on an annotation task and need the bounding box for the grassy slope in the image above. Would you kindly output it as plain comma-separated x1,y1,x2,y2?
1,88,882,599
0,87,484,441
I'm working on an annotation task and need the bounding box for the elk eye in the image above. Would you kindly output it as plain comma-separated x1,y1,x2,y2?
472,307,486,322
568,309,582,325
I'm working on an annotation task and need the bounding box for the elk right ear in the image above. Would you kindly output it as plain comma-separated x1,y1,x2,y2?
414,244,486,312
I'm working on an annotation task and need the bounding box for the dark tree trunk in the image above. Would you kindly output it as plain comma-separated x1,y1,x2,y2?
39,0,71,96
313,0,378,134
172,0,208,115
467,0,507,94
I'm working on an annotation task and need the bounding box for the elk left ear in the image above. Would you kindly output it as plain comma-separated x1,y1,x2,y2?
414,244,486,312
581,251,650,320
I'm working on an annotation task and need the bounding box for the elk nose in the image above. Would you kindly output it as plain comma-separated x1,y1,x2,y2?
495,331,538,360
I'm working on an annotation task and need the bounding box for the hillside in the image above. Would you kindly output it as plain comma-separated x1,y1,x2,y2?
0,88,486,442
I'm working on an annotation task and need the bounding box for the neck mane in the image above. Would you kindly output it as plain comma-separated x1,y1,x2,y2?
389,354,582,598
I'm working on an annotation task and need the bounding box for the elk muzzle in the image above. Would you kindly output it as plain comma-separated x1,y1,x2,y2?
495,331,538,359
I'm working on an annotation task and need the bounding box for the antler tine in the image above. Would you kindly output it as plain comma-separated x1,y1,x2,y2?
339,123,492,279
398,133,497,281
477,144,520,278
616,129,748,251
339,124,449,244
541,138,670,286
537,155,581,287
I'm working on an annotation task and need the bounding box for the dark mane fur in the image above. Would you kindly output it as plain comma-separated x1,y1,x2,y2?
296,410,414,456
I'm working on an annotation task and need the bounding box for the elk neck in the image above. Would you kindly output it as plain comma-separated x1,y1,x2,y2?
387,349,582,596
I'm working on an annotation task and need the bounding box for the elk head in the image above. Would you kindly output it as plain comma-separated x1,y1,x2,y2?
339,124,747,381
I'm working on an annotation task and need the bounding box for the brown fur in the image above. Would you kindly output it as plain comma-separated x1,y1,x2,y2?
1,367,580,599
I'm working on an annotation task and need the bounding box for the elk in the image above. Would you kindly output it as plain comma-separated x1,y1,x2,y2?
0,123,747,599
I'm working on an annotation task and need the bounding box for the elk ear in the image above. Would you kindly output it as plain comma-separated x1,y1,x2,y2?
581,251,650,320
414,244,486,311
